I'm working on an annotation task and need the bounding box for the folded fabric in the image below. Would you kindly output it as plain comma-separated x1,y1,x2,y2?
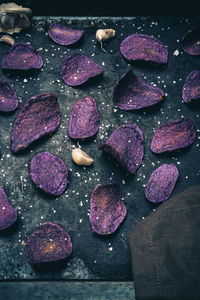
130,185,200,300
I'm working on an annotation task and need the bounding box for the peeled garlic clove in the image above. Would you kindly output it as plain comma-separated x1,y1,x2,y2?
96,29,115,42
0,34,15,46
72,148,93,166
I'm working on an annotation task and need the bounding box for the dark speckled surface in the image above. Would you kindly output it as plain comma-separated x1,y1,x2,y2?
0,16,200,286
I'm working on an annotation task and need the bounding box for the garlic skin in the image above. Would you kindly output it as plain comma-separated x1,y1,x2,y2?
0,34,15,46
96,29,115,52
0,2,32,34
72,148,94,166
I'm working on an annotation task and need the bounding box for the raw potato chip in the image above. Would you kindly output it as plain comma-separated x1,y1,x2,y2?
26,222,72,265
68,96,100,139
113,70,164,110
1,43,43,70
0,79,18,112
151,118,196,153
99,124,144,174
120,33,168,64
89,183,127,235
182,70,200,102
48,23,84,46
11,92,60,153
61,54,103,86
29,151,68,196
0,184,17,230
182,26,200,56
145,164,179,203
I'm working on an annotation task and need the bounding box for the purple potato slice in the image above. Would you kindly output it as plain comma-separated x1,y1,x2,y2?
120,34,168,64
61,54,103,86
99,124,144,174
48,23,84,46
113,70,164,110
29,151,68,196
11,92,60,153
182,70,200,102
68,96,100,139
182,26,200,56
151,118,196,153
1,43,43,70
0,79,18,112
0,184,17,230
26,222,72,265
145,164,179,203
89,183,126,235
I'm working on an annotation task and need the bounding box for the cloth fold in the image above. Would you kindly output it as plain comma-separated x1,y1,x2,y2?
130,185,200,300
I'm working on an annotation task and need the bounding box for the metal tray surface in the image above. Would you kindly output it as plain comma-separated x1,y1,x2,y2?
0,15,200,281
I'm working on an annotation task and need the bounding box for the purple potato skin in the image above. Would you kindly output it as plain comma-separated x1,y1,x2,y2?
151,118,196,153
25,222,72,265
0,185,17,230
0,80,18,112
11,92,61,153
120,34,168,64
113,70,164,110
48,23,84,46
61,54,103,86
68,96,100,139
1,43,43,71
29,151,68,196
182,26,200,56
182,70,200,102
99,124,144,174
145,164,179,203
89,183,127,235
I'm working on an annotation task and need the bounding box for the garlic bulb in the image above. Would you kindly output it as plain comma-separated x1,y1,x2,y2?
0,2,32,34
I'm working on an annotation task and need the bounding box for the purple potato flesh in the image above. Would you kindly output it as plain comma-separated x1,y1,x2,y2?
29,151,68,196
151,118,196,153
120,34,168,64
182,26,200,56
48,23,84,46
26,222,72,265
11,92,60,153
0,79,18,112
0,184,17,230
1,43,43,70
61,54,103,86
99,124,144,174
145,164,179,203
89,183,126,235
113,70,164,110
68,96,100,139
182,70,200,102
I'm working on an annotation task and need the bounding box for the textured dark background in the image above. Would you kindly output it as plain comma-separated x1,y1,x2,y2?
0,13,200,283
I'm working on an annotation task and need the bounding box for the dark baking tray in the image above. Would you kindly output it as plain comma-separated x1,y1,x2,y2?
0,14,200,298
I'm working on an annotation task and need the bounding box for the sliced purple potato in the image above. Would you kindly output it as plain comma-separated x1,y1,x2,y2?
29,151,68,196
113,70,164,110
120,34,168,64
182,70,200,102
182,26,200,56
0,79,18,112
61,54,103,86
25,222,72,265
48,23,84,46
89,183,126,235
1,43,43,71
68,96,100,139
0,185,17,230
151,118,196,153
145,164,179,203
11,92,60,153
99,124,144,174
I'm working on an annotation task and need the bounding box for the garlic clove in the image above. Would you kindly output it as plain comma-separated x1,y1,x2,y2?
0,34,15,46
72,148,94,166
96,29,115,52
